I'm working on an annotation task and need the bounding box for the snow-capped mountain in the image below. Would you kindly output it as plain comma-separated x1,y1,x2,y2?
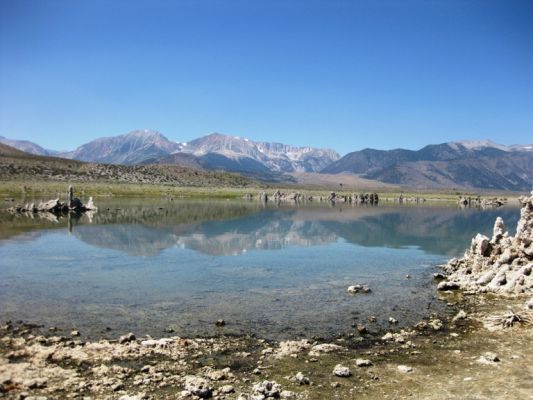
173,133,340,173
450,140,533,152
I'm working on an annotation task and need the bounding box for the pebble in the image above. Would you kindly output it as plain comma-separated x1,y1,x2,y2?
397,365,413,373
280,390,297,398
429,319,443,331
388,317,398,324
220,385,235,394
252,380,281,398
118,333,136,344
355,359,373,367
333,364,352,377
293,371,310,385
433,272,447,280
23,378,47,389
119,395,146,400
183,375,213,399
476,352,500,365
484,352,500,362
452,310,467,323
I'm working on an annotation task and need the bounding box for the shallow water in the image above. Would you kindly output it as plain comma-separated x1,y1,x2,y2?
0,199,520,340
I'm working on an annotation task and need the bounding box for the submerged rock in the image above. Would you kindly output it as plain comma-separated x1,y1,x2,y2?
347,284,371,294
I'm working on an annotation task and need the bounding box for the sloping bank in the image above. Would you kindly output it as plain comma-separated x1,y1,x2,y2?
1,196,533,399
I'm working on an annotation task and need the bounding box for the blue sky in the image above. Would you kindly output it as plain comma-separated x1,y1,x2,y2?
0,0,532,154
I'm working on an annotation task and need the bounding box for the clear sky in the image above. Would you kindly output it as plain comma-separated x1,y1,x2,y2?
0,0,532,154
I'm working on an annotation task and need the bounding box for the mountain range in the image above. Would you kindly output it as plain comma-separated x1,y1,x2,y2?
1,131,532,191
323,141,533,191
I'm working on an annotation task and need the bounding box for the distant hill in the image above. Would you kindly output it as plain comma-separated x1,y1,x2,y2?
61,129,182,164
322,141,533,191
0,144,257,188
0,142,28,157
0,136,57,156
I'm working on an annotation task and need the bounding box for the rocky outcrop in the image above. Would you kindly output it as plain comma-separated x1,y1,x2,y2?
439,192,533,295
7,186,97,214
458,196,505,208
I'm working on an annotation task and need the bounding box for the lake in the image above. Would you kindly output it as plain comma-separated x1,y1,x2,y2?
0,199,520,340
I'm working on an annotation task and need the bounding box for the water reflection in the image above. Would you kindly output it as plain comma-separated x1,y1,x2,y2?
0,201,520,258
0,200,522,339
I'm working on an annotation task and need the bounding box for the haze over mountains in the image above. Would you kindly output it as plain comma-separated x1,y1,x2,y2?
1,131,532,191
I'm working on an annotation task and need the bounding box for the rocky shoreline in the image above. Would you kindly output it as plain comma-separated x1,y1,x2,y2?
1,293,532,400
439,191,533,299
1,194,533,399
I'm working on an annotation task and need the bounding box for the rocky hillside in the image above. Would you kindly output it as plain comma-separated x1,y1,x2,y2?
174,133,340,173
322,142,533,191
0,144,256,188
0,143,28,157
61,129,182,165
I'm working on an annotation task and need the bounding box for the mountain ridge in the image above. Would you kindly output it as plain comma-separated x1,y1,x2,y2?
1,131,532,190
323,142,533,190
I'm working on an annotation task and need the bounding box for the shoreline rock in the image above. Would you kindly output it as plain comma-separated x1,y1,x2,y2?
439,191,533,296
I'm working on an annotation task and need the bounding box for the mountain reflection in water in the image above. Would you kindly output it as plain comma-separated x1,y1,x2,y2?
2,201,516,257
0,199,521,339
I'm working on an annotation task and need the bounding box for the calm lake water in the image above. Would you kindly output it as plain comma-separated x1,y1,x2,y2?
0,199,520,340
